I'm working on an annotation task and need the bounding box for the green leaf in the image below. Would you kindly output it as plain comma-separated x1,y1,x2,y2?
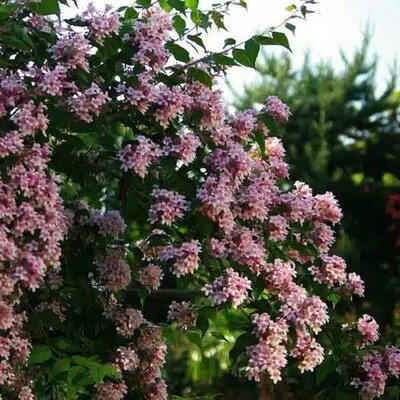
187,331,202,349
136,0,152,7
233,49,252,68
328,293,342,308
187,34,206,50
286,4,297,12
244,38,260,66
211,331,229,342
254,131,266,157
232,39,260,68
229,333,254,361
173,15,186,35
316,356,336,386
29,344,52,365
169,0,186,12
159,0,173,12
213,54,237,66
196,315,209,336
0,5,14,19
124,7,138,19
255,32,291,51
68,365,87,384
185,0,198,11
166,42,190,62
224,38,236,48
271,31,291,50
190,10,209,28
0,36,31,51
188,67,212,88
335,390,353,400
285,22,296,35
28,0,60,16
211,11,226,30
49,358,70,380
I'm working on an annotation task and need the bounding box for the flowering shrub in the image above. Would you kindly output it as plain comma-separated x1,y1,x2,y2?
0,0,399,399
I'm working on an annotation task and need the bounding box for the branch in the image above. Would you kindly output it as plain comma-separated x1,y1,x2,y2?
177,0,309,70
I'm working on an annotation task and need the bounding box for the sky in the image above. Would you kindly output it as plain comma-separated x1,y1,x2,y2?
67,0,400,95
218,0,400,95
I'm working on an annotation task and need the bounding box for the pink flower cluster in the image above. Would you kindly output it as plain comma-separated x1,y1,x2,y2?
91,210,126,237
163,130,202,165
137,264,164,291
149,189,189,226
203,268,252,308
97,381,128,400
133,8,172,74
103,296,167,399
82,3,120,43
352,348,400,399
159,240,201,277
247,314,289,382
51,33,91,70
68,83,110,123
357,314,380,345
95,248,132,292
1,3,398,398
167,301,197,330
0,52,67,396
118,136,162,178
36,66,70,97
264,95,292,121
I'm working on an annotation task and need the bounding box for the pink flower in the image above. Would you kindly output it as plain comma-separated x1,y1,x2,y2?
247,341,288,383
159,240,201,277
83,3,120,43
97,381,128,400
36,66,69,96
115,308,144,338
137,264,163,290
163,130,201,165
186,82,224,128
0,131,24,158
149,189,189,226
167,301,197,330
152,85,190,128
386,347,400,377
348,272,365,297
113,346,139,372
313,192,342,224
68,83,109,122
209,238,227,258
119,136,162,178
357,314,380,345
133,8,172,74
310,254,347,288
18,386,35,400
51,33,91,70
203,268,251,308
92,210,126,237
291,329,324,373
229,227,266,274
352,353,387,399
231,109,257,140
267,215,288,241
197,175,235,232
12,102,48,136
264,96,291,121
95,249,131,292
